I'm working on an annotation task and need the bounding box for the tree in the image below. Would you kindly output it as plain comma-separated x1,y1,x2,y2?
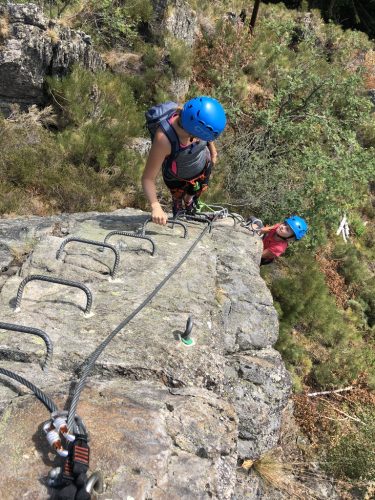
249,0,262,33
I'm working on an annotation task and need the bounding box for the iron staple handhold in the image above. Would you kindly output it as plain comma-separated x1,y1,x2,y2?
15,275,93,314
0,367,58,412
175,213,214,233
56,236,120,277
227,214,237,226
104,231,156,256
0,321,53,370
140,217,188,238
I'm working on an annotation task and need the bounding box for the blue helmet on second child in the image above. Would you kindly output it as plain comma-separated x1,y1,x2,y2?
285,216,308,240
180,96,226,142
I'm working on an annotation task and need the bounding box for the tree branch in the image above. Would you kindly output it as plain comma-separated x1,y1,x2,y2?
318,397,365,424
307,386,354,397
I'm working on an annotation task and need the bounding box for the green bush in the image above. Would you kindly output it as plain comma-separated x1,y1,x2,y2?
221,67,374,245
350,214,367,237
323,407,375,480
314,343,375,389
270,252,374,389
332,242,375,327
332,243,368,287
0,95,144,215
126,59,173,107
193,4,375,245
49,66,144,170
72,0,153,49
166,37,193,79
272,254,350,346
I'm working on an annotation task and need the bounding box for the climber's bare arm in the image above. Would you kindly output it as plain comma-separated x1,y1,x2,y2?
142,130,171,225
259,224,278,235
208,141,218,165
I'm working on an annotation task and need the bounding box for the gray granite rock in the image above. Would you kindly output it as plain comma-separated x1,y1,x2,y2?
0,208,291,498
0,3,104,115
150,0,197,47
149,0,197,101
228,349,292,459
0,379,238,499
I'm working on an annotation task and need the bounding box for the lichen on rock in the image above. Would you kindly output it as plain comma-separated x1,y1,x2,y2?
0,208,291,498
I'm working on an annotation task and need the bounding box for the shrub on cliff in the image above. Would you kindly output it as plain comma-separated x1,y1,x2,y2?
0,102,143,215
323,406,375,481
48,66,144,175
57,0,153,49
268,252,375,390
332,239,375,328
193,5,375,245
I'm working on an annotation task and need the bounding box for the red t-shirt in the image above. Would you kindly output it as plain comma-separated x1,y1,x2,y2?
263,224,288,258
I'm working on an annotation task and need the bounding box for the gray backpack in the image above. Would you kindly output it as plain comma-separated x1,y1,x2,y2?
145,101,180,159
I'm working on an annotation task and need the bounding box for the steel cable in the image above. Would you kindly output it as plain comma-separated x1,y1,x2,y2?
67,222,212,431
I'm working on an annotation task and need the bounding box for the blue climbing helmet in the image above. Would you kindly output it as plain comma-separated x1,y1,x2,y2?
180,96,227,142
284,216,308,240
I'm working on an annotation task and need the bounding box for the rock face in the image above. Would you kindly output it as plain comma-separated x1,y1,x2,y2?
0,3,104,115
150,0,197,47
149,0,197,101
0,209,291,498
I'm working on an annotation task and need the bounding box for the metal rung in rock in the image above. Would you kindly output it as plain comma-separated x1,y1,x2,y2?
175,213,214,233
140,217,188,238
15,275,93,315
104,231,156,256
56,237,120,278
0,321,53,370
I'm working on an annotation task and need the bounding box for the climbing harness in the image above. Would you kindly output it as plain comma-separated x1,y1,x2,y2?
174,201,237,231
196,200,229,217
45,411,91,499
85,471,104,495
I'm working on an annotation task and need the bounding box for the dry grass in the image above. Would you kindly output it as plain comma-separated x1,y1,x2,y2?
46,28,60,45
253,450,295,492
247,82,273,107
241,458,254,470
243,449,323,499
365,481,375,499
7,104,58,128
0,15,9,40
293,383,375,448
316,246,350,308
364,50,375,90
215,286,227,305
8,239,37,266
102,50,142,73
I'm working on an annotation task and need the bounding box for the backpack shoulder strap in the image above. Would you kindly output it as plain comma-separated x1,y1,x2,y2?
159,117,180,159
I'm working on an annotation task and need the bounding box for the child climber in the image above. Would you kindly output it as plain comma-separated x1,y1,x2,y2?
247,215,308,265
142,96,227,225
